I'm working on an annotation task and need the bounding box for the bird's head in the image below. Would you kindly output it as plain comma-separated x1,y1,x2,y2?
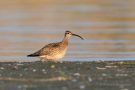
65,30,84,40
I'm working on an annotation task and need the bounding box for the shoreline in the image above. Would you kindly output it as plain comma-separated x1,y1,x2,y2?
0,61,134,90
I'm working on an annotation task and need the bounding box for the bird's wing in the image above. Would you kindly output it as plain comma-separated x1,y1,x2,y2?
28,42,61,57
39,42,61,55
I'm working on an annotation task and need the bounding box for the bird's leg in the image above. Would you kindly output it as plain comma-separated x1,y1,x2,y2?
40,58,46,62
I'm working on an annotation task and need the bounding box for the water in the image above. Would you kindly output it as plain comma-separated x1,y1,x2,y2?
0,1,135,90
0,0,135,62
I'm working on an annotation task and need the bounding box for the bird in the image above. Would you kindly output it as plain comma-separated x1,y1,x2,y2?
27,31,84,61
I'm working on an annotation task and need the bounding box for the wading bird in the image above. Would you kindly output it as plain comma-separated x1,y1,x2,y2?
27,31,84,61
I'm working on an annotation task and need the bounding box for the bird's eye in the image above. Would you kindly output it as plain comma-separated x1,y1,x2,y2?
66,32,71,35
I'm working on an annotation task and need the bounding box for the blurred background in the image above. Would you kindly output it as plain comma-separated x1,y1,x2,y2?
0,0,135,62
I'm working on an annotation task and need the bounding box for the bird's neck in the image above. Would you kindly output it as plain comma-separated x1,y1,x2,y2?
62,36,69,45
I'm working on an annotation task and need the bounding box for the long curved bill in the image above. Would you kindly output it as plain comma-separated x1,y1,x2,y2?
72,33,84,40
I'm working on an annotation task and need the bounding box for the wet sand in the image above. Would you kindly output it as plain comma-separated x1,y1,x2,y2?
0,61,134,90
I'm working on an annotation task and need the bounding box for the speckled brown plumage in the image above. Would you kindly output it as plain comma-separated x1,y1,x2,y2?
27,31,84,61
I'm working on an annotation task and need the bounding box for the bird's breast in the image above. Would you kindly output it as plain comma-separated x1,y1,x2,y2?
40,47,67,61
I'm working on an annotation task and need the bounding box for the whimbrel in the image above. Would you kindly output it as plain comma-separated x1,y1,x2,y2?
27,31,84,61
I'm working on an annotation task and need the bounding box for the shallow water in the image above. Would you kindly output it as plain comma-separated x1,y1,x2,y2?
0,0,135,62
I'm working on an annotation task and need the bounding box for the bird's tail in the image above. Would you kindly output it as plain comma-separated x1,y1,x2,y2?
27,53,39,57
